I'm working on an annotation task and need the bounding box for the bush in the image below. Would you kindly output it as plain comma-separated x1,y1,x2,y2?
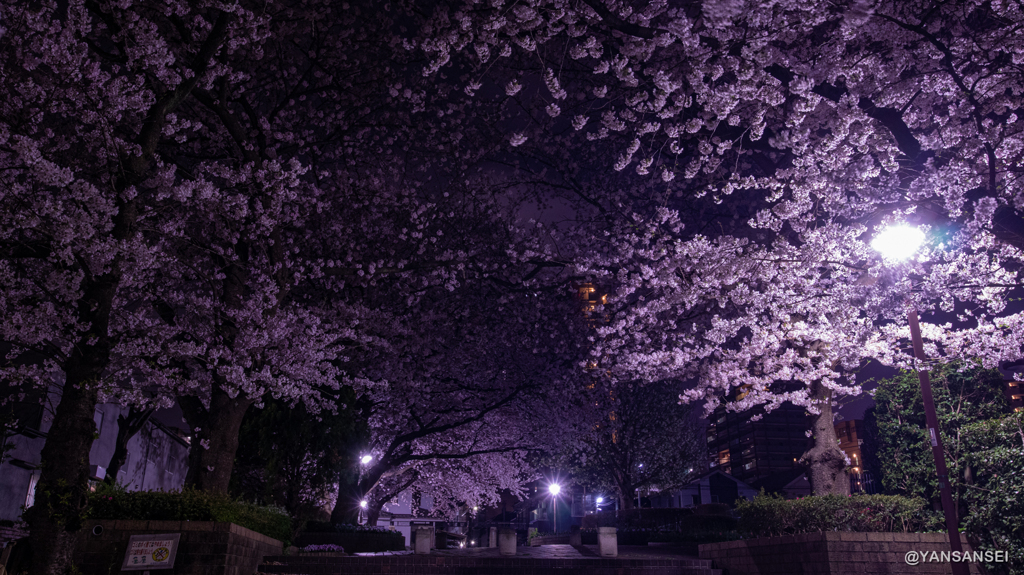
86,484,292,544
579,528,649,545
298,522,405,552
648,529,741,544
961,412,1024,575
736,492,941,538
581,508,696,530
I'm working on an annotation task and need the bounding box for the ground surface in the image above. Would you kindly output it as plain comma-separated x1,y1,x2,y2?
354,544,701,560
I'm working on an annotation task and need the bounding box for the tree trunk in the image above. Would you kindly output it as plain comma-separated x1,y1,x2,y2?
24,363,102,575
615,480,635,510
105,407,155,484
366,503,383,527
181,389,253,493
330,463,362,525
798,381,850,496
24,253,126,575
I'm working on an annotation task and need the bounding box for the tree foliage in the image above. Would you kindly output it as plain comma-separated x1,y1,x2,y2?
960,411,1024,575
864,363,1010,513
231,387,368,526
557,378,703,509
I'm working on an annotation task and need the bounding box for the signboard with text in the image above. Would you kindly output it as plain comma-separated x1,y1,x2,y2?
121,533,180,571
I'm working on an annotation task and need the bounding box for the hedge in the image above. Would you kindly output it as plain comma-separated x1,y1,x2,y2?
86,484,292,544
299,522,405,552
581,508,698,530
736,492,942,538
579,528,650,545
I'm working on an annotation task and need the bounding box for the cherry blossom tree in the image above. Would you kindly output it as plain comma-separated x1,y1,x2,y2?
556,377,704,509
413,0,1024,494
329,264,591,524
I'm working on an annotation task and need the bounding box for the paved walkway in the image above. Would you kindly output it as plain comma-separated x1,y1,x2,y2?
420,544,700,560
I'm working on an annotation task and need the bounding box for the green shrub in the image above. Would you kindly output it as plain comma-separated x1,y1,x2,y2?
579,528,650,545
694,503,732,516
581,508,696,530
961,412,1024,575
648,529,741,544
736,491,941,538
86,484,292,544
298,522,405,552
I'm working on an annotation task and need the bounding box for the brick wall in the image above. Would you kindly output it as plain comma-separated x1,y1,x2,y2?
74,520,283,575
699,532,984,574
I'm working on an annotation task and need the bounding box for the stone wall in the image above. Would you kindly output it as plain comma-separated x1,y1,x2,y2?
75,520,283,575
699,532,984,575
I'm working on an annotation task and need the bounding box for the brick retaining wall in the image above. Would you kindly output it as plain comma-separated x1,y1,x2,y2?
699,532,983,574
75,520,283,575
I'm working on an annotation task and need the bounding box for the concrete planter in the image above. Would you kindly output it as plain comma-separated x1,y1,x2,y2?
597,527,617,557
74,520,282,575
414,527,433,555
699,532,983,575
498,528,517,556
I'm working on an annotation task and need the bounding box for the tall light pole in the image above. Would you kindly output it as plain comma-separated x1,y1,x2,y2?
872,225,968,575
548,483,561,534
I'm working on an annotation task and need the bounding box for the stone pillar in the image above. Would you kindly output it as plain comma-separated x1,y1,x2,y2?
569,524,582,546
488,526,497,548
597,527,617,557
414,527,432,555
498,528,517,556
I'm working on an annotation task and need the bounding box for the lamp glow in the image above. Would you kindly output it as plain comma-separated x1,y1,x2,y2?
596,497,604,504
360,500,368,508
549,483,561,496
360,454,373,464
871,225,925,261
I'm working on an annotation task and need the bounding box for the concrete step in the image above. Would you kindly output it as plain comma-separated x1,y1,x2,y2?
258,554,722,575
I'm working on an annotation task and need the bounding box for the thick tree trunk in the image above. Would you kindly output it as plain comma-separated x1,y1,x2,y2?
181,389,253,494
105,407,155,484
24,243,126,575
24,363,102,575
366,503,383,527
798,381,850,496
615,480,635,510
330,465,362,525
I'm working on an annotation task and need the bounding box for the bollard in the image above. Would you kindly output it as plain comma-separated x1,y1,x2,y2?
569,524,582,546
498,528,517,556
489,526,497,548
597,527,617,557
415,527,433,554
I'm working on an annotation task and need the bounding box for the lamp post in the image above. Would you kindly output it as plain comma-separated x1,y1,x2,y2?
548,483,561,534
872,225,968,575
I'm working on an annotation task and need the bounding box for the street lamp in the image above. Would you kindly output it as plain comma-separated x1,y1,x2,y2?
548,483,561,534
872,224,968,575
360,454,373,465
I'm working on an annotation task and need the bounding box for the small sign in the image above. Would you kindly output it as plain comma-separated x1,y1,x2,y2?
121,533,180,571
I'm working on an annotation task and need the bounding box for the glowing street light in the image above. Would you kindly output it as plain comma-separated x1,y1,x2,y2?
872,224,966,575
360,454,373,465
870,225,925,261
596,496,604,504
360,500,368,508
548,483,561,534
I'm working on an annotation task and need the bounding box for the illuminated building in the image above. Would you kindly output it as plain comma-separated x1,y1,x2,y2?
834,419,876,494
705,395,811,486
